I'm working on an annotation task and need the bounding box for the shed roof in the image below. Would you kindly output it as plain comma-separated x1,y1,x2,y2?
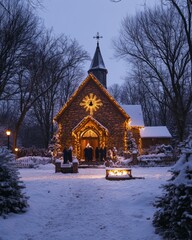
140,126,172,138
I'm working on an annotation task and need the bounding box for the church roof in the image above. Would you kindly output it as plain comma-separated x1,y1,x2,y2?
88,43,107,71
140,126,172,138
54,73,130,121
121,105,144,127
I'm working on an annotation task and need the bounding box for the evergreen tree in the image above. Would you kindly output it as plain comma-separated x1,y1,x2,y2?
127,131,137,153
0,148,29,216
153,136,192,239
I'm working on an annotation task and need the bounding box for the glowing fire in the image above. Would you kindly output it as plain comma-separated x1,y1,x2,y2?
106,168,132,179
108,170,129,176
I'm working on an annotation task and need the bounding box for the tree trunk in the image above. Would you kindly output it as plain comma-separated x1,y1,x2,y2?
13,112,27,150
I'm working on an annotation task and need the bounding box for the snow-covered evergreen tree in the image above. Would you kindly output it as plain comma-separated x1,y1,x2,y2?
0,147,29,216
153,136,192,239
127,131,137,153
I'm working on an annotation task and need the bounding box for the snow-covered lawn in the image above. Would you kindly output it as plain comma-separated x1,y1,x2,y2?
0,164,171,240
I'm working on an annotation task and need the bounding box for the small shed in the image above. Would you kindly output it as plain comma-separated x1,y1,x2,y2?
140,126,172,149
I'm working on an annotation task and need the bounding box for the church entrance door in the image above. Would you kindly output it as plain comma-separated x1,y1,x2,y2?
80,130,99,160
72,116,108,160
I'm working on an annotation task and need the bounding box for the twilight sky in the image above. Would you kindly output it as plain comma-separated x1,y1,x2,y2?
38,0,155,86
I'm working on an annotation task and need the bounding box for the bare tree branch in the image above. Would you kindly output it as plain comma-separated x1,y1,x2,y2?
114,4,192,140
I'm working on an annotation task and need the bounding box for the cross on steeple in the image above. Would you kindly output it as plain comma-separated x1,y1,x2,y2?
93,32,103,45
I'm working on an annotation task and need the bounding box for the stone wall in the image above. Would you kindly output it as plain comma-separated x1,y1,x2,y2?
56,78,128,153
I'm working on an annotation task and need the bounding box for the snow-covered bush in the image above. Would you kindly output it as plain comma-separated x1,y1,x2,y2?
116,158,132,166
0,148,29,216
142,144,173,155
138,153,174,167
16,156,52,168
153,136,192,239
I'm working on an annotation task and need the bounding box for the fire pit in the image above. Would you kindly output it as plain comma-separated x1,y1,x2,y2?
106,167,132,180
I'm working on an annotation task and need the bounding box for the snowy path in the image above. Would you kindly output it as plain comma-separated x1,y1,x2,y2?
0,165,170,240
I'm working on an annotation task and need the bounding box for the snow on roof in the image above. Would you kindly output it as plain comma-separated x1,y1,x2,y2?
140,126,172,138
121,105,144,127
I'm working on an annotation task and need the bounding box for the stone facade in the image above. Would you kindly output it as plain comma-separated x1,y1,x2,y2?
54,74,133,160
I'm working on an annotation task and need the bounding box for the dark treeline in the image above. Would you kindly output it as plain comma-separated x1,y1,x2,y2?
0,0,89,149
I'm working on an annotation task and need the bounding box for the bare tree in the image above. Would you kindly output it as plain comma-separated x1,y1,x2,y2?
114,4,192,141
120,78,140,105
13,32,88,149
0,0,39,100
0,0,43,11
57,66,84,108
108,83,122,102
0,0,89,149
165,0,192,61
32,67,84,148
165,1,192,134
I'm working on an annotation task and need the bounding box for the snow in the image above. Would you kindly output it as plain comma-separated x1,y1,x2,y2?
16,156,51,168
0,164,171,240
72,158,79,164
121,105,144,127
171,152,192,186
140,126,172,138
138,153,167,162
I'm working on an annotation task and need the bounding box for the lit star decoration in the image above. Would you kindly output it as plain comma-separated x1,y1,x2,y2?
80,93,103,115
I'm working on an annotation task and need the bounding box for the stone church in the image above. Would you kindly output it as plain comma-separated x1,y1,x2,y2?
54,39,171,161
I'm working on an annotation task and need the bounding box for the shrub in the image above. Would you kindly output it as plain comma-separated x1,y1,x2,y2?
153,137,192,239
0,148,29,216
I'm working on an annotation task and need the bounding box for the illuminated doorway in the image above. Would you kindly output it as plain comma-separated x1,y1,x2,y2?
72,116,108,160
80,129,99,160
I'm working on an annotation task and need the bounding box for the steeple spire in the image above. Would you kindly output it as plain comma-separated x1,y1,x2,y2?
88,32,108,88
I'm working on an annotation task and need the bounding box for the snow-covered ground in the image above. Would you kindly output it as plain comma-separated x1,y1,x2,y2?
0,164,171,240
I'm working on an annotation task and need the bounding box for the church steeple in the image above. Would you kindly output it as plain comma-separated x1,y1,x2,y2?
88,32,108,88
